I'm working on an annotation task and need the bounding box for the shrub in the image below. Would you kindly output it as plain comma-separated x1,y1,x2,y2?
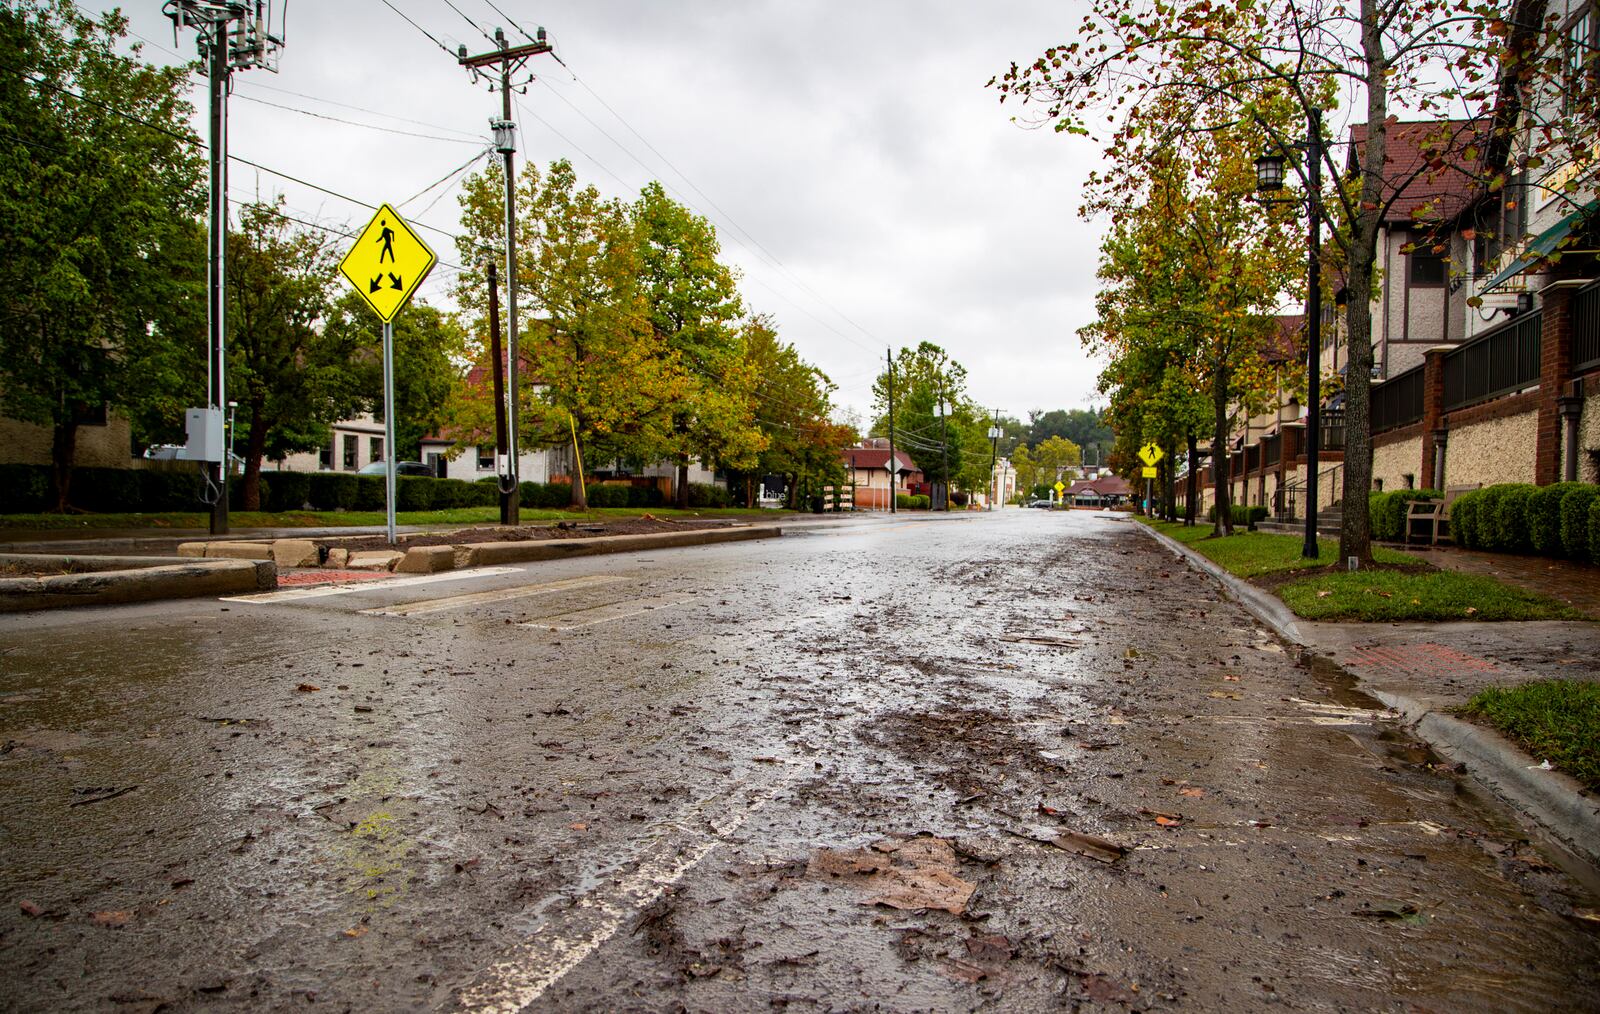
1591,497,1600,566
1560,485,1600,560
1451,488,1486,549
225,474,267,513
70,467,144,512
0,464,52,512
588,484,630,508
140,468,201,512
1528,482,1584,556
265,471,313,512
895,493,914,510
911,494,931,510
1485,483,1536,553
353,475,385,511
396,475,435,511
308,472,358,510
687,482,730,508
1369,488,1442,542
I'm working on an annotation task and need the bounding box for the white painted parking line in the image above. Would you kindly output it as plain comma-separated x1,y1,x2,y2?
221,567,522,605
359,574,627,617
454,774,793,1012
519,593,692,631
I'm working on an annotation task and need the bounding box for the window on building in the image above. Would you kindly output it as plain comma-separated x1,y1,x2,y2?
319,442,333,470
476,445,494,470
1403,473,1415,489
70,400,108,426
1374,478,1384,492
342,434,357,469
370,436,383,463
1566,7,1597,115
426,452,443,477
1409,234,1447,287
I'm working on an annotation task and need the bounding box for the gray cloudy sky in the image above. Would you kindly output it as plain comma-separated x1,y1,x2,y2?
105,1,1108,424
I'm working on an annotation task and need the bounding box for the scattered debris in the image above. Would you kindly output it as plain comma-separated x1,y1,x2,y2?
808,836,977,915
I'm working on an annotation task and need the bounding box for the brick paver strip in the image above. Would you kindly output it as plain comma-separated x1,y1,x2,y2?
1344,642,1501,677
277,570,393,587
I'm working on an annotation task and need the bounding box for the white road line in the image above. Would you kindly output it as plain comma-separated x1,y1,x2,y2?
453,775,793,1012
359,575,627,617
222,567,523,604
518,593,691,631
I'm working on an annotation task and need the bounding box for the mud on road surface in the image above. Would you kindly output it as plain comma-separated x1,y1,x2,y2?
0,510,1596,1011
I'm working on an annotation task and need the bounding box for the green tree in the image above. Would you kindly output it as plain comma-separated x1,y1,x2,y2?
0,1,205,508
871,341,970,493
227,200,358,509
1028,408,1113,467
455,160,681,508
632,181,762,504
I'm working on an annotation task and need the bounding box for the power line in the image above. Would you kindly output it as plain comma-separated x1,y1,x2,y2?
235,79,485,140
399,145,493,207
232,92,485,144
380,0,457,57
481,0,541,44
441,0,497,44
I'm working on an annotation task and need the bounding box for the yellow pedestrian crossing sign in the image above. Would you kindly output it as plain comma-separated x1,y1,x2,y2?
338,203,436,322
1138,442,1164,467
1054,481,1066,495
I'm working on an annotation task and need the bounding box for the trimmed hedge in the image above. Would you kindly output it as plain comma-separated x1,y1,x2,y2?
687,482,730,508
1592,498,1600,566
1562,486,1600,559
1206,503,1269,529
895,493,932,510
266,471,313,512
1450,482,1600,560
1529,482,1585,556
1369,488,1442,542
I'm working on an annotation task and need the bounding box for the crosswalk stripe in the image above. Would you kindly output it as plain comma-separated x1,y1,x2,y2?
358,574,628,617
222,567,522,604
519,593,692,631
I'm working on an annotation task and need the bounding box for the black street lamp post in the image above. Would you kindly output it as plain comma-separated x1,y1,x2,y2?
1256,108,1323,561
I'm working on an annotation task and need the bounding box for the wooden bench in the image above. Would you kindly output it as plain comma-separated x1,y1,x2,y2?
1403,483,1481,546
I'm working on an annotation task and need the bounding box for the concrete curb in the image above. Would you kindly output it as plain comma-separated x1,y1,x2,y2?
0,555,276,613
1140,524,1307,643
1134,521,1600,870
454,524,780,568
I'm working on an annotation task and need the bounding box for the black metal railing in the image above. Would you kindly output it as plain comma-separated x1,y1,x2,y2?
1371,364,1425,432
1276,463,1345,522
1442,311,1542,411
1575,281,1600,374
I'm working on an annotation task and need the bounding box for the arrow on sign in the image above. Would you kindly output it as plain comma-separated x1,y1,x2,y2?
369,275,383,294
388,272,403,290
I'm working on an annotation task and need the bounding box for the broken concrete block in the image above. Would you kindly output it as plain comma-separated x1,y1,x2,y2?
204,542,271,561
324,547,349,569
176,542,209,558
346,550,403,572
395,545,457,574
270,539,320,568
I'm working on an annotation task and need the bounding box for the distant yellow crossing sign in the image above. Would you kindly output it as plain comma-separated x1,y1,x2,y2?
337,203,436,322
1054,481,1066,495
1138,442,1164,468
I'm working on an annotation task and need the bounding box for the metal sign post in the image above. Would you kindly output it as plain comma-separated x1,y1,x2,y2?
382,321,398,544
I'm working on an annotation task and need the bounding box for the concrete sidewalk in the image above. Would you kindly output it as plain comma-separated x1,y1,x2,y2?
1141,523,1600,872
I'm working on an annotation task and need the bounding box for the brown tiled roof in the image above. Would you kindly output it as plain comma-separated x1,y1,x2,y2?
842,446,918,473
1067,476,1132,496
1347,120,1485,224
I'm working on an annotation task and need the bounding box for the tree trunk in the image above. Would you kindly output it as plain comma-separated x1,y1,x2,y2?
242,401,267,511
675,457,690,510
1163,443,1177,521
1211,365,1233,536
1340,0,1386,564
50,420,78,513
1185,431,1199,526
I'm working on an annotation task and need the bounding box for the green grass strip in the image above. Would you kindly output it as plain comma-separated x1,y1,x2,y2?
1462,680,1600,790
1280,570,1588,622
1142,519,1413,578
0,506,787,531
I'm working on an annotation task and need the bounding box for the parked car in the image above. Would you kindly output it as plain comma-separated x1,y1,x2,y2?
1027,498,1055,509
358,460,435,477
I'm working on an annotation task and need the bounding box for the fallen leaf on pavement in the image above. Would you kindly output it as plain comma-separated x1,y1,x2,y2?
1048,830,1127,864
343,925,367,938
1155,816,1181,828
91,910,132,927
1179,787,1206,798
569,822,588,832
808,837,976,915
19,900,42,917
296,683,321,692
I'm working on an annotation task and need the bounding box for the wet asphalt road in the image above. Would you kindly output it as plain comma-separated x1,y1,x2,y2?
1,509,1597,1012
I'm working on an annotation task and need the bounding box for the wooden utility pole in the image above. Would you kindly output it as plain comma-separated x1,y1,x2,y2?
486,259,511,525
459,27,556,522
886,348,897,514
